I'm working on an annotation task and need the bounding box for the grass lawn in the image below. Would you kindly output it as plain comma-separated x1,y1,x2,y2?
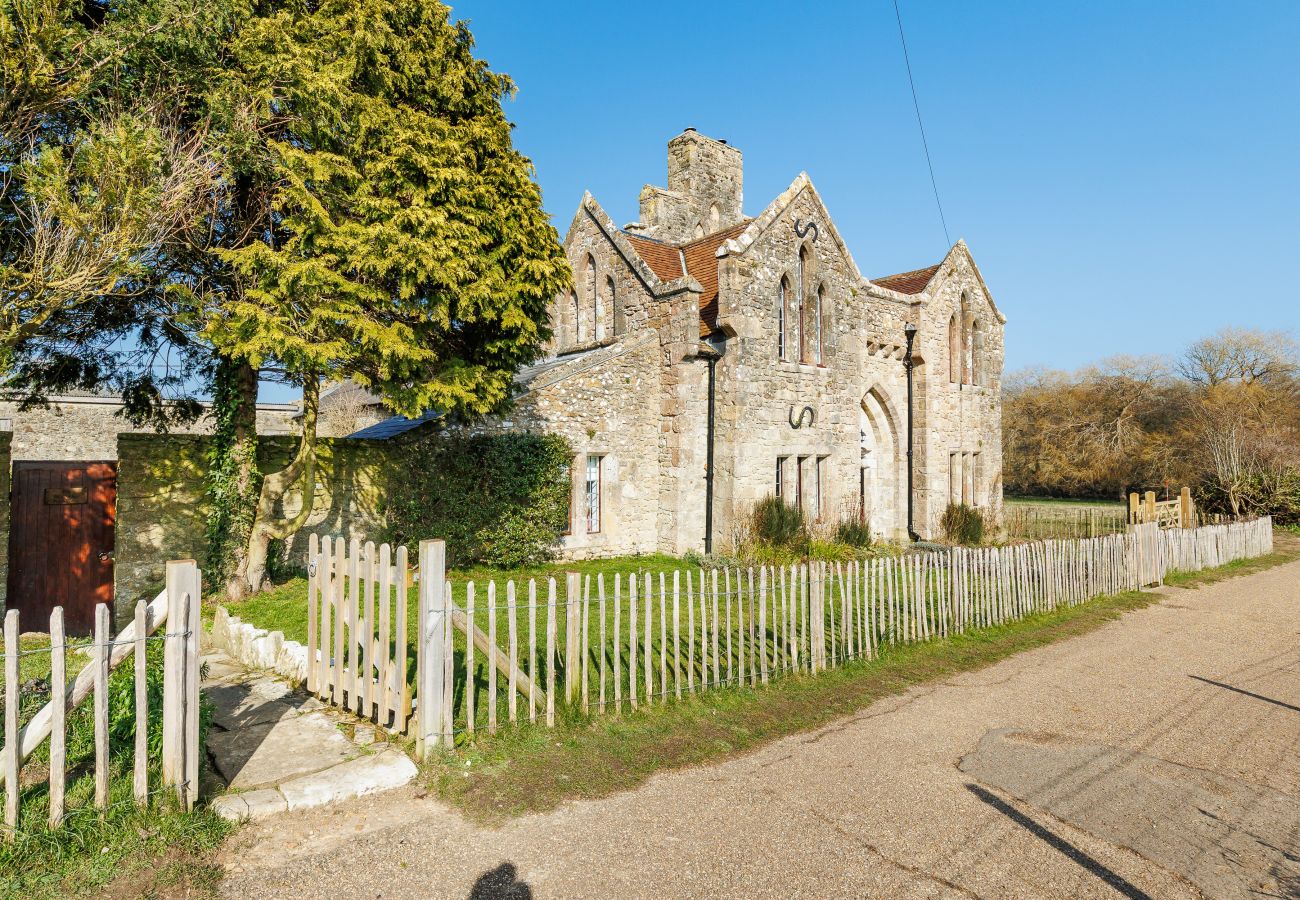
428,530,1300,823
0,637,234,899
1004,496,1125,509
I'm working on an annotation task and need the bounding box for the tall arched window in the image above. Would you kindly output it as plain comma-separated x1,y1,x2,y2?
608,276,622,336
948,312,960,384
584,255,597,343
778,277,788,359
571,291,580,345
959,293,972,385
970,319,983,386
812,285,824,364
797,245,811,362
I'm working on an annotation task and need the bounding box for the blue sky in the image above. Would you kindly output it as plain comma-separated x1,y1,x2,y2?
454,0,1299,370
262,1,1298,402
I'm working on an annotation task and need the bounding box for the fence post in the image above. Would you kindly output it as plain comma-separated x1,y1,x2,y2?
1128,492,1139,524
417,539,447,759
162,559,200,809
4,609,17,839
1180,487,1193,529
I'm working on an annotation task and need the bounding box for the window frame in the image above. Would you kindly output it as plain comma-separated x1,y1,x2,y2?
777,278,787,360
585,454,604,534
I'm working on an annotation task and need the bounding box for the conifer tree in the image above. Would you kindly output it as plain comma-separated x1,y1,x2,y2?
2,0,570,595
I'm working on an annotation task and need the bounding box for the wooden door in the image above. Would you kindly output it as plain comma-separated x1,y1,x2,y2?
6,461,116,635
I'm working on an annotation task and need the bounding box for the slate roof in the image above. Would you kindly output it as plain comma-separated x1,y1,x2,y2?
344,346,608,440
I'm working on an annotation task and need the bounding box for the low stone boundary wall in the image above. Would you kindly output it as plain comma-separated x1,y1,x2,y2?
209,606,309,685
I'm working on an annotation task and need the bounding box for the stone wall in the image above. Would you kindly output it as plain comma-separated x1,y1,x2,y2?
114,432,398,620
450,333,667,559
0,396,298,461
0,431,10,608
711,181,919,544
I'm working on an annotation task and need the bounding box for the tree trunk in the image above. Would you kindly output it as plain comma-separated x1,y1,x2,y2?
243,376,320,594
211,356,261,602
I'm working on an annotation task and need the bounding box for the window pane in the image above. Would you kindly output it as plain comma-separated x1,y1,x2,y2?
585,455,602,533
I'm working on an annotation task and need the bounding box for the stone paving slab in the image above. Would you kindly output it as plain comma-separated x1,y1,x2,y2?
204,650,416,821
208,712,356,789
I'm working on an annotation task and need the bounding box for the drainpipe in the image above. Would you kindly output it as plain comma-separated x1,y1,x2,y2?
701,341,723,554
903,323,919,542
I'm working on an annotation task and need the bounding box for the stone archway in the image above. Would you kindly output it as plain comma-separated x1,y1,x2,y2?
859,385,905,539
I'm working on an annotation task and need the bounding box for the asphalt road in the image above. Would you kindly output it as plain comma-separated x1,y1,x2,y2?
219,558,1300,899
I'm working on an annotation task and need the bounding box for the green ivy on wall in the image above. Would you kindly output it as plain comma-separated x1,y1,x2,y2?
386,432,573,568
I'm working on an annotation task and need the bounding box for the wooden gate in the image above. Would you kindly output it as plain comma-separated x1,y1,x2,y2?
6,461,117,635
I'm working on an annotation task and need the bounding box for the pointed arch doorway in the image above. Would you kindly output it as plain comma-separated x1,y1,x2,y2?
859,386,904,540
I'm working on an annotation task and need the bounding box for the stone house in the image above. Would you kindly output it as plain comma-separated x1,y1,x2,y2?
352,129,1005,556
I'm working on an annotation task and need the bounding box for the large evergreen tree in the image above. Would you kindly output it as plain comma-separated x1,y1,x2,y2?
1,0,570,595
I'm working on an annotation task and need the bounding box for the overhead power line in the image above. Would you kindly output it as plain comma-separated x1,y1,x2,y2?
893,0,952,249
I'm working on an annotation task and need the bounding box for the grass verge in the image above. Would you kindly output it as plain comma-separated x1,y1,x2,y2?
429,536,1297,825
0,798,232,900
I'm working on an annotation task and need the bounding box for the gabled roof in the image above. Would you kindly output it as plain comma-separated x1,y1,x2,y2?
623,234,683,281
623,220,750,337
683,221,750,335
871,263,942,296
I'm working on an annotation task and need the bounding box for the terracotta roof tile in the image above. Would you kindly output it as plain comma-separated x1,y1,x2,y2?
681,221,750,336
872,263,941,295
623,234,683,281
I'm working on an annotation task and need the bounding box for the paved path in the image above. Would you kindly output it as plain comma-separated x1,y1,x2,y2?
218,559,1300,899
202,650,416,820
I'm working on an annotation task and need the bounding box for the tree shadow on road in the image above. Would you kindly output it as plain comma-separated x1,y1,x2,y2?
964,783,1153,900
1188,675,1300,713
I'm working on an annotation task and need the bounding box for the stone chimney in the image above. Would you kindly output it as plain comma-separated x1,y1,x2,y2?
629,129,744,243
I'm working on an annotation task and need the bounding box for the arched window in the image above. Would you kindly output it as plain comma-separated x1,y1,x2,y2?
812,285,824,364
970,319,983,386
584,255,597,343
948,312,960,384
608,276,622,336
707,203,720,233
959,293,972,385
778,277,788,360
797,245,811,362
571,291,580,345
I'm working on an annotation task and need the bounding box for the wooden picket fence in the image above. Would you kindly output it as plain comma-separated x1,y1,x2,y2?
1,559,202,838
397,517,1273,756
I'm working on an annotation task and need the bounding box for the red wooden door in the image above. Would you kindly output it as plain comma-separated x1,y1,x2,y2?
6,461,116,635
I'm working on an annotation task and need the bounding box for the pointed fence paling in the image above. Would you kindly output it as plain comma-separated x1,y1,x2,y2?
310,520,1272,759
1,559,202,839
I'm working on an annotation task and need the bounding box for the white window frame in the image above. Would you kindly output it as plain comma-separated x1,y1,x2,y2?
585,454,603,534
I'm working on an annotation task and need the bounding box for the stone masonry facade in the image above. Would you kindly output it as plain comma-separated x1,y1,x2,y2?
361,130,1005,556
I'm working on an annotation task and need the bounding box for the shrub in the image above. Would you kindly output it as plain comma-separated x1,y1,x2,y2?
833,517,872,548
941,503,985,545
750,496,808,550
387,432,573,568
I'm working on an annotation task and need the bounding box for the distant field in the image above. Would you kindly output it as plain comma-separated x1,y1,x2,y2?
1004,496,1125,510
